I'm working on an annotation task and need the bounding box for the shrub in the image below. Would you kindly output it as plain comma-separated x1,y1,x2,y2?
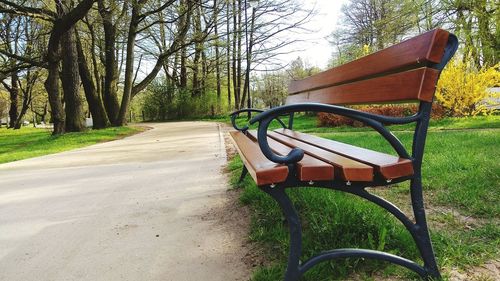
317,104,446,127
142,81,175,121
436,61,500,116
141,78,221,120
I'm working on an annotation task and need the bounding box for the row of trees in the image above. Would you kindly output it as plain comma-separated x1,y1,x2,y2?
324,0,499,117
0,0,313,134
250,0,498,118
330,0,498,69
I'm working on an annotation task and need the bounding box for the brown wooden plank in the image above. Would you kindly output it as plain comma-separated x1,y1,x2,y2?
286,67,439,105
288,29,449,95
276,129,414,180
266,131,373,181
229,131,288,186
246,131,334,182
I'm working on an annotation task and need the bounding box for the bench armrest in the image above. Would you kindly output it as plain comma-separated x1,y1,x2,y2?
250,103,416,162
230,108,287,132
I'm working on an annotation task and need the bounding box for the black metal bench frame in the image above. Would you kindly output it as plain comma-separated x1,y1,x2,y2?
230,34,458,280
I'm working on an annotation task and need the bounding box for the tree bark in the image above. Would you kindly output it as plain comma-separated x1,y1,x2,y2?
7,72,19,128
241,7,256,110
236,0,242,109
179,0,189,89
98,0,120,124
232,0,239,108
13,89,29,130
201,49,207,95
44,0,95,135
61,26,85,132
214,0,221,104
85,20,103,103
13,70,38,129
44,59,65,134
172,50,180,86
76,34,109,129
45,34,65,135
226,0,232,109
116,1,141,126
180,46,187,88
192,2,202,97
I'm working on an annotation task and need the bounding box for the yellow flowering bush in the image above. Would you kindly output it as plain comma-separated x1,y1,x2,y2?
436,60,500,116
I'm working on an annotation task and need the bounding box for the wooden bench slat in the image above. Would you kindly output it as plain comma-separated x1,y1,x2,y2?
246,131,335,182
229,131,289,186
276,129,414,180
286,67,440,105
266,131,373,181
288,29,449,96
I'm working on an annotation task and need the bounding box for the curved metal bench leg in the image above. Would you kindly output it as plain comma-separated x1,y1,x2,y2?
410,178,441,280
262,186,302,281
238,167,248,184
261,181,440,280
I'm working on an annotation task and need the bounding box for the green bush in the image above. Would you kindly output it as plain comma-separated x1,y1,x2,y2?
142,78,221,120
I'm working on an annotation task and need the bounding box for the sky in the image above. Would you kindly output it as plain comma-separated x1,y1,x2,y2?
277,0,348,69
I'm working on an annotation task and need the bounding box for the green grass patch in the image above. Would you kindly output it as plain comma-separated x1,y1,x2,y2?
0,126,144,164
228,116,499,280
315,130,500,217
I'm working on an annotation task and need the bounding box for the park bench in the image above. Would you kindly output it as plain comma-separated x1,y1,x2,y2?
229,29,458,280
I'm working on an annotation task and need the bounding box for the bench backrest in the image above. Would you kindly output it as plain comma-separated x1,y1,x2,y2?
286,29,452,105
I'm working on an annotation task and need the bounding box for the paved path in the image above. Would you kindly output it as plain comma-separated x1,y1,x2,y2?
0,122,248,281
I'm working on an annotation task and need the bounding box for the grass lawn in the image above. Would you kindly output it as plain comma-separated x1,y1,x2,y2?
0,126,144,164
228,114,500,280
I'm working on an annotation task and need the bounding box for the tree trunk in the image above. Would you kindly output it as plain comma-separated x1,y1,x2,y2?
180,46,187,88
13,94,29,129
232,0,239,108
44,0,95,135
98,1,120,124
8,72,19,128
179,0,188,89
241,7,256,110
76,35,109,129
116,2,141,126
192,2,202,97
172,50,180,86
13,70,37,129
226,0,232,109
214,0,221,104
201,50,207,95
192,48,201,96
236,0,242,109
61,26,85,132
45,32,65,135
45,60,65,134
86,20,103,104
42,103,48,123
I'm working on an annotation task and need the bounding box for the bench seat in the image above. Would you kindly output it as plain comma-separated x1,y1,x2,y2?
229,131,289,186
230,129,414,186
274,129,414,180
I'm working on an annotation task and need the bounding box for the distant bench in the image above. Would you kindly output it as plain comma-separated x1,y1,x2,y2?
229,29,458,280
